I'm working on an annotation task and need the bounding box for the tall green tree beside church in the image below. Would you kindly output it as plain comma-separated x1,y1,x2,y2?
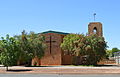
14,30,46,65
61,34,107,65
28,31,46,59
84,34,107,65
60,34,80,55
14,30,31,65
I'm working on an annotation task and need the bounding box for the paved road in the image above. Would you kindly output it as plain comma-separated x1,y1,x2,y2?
0,74,120,77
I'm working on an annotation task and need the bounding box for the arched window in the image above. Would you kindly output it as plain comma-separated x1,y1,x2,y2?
93,27,97,34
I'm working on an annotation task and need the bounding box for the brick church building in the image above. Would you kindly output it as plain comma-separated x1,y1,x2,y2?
32,22,103,66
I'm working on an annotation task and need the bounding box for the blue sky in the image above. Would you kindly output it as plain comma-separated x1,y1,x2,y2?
0,0,119,49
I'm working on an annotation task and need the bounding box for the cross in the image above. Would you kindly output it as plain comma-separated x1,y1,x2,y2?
93,13,96,21
46,35,56,54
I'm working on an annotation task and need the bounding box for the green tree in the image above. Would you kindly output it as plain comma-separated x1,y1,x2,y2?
61,34,107,65
28,31,46,59
106,48,120,57
60,34,80,55
0,30,46,71
84,35,107,65
0,34,20,71
14,30,31,65
106,50,112,58
14,30,46,65
112,48,119,56
112,48,119,52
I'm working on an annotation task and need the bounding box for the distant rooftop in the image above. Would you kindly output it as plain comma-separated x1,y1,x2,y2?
41,30,69,35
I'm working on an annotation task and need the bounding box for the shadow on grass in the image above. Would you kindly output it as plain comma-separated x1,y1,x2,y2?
25,65,61,67
60,64,118,67
7,69,32,72
72,64,118,67
94,64,118,67
25,64,118,67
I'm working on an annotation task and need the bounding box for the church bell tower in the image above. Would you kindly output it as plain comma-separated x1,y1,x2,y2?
88,22,103,37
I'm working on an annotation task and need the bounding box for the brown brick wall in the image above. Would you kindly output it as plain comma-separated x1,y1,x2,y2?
31,33,73,66
62,54,73,65
88,22,103,36
40,33,63,66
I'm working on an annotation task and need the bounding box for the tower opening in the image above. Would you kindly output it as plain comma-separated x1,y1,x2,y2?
93,27,97,34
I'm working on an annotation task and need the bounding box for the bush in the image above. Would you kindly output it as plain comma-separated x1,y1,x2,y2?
61,34,107,65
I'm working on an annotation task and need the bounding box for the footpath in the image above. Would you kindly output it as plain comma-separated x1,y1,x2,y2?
0,65,120,74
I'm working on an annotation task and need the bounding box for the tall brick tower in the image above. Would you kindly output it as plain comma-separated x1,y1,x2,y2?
88,22,103,37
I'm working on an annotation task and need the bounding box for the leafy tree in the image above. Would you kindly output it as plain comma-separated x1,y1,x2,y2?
0,34,20,71
112,48,119,56
61,34,107,65
14,30,31,65
60,34,80,55
84,35,107,65
106,48,120,58
0,30,46,70
28,31,46,59
14,30,46,65
106,50,112,58
112,48,119,52
60,34,82,65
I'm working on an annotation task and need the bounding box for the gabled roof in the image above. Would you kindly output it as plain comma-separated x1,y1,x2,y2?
41,30,69,35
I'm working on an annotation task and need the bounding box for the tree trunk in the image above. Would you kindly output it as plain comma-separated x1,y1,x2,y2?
17,60,20,65
6,66,8,71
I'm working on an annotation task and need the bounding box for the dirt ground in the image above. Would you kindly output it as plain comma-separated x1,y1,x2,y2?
0,65,120,74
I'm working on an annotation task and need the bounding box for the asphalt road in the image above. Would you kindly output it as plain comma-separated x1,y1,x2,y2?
0,74,120,77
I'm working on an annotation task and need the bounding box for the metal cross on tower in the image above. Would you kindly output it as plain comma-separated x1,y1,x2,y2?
46,35,56,54
93,13,96,21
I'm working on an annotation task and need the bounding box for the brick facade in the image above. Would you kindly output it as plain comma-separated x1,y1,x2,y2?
32,22,103,66
88,22,103,36
32,31,72,66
